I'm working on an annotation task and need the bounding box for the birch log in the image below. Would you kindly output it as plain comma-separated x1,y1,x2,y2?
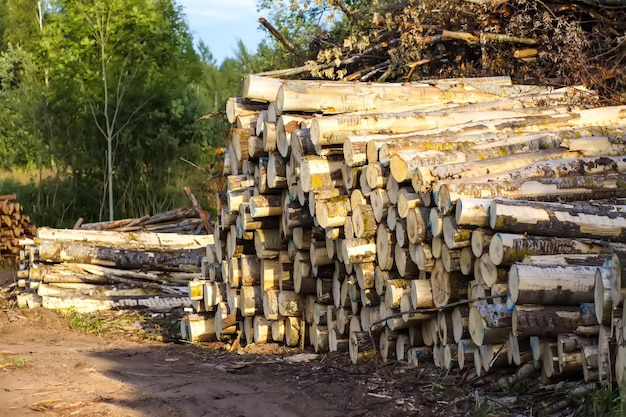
490,199,626,243
36,227,214,249
508,263,610,305
488,233,612,267
413,148,577,193
438,173,626,216
299,156,344,193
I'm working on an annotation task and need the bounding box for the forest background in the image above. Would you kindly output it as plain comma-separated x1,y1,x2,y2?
0,0,333,226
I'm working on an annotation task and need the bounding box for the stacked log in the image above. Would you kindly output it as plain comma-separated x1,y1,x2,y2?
15,227,214,314
214,73,626,388
0,194,36,260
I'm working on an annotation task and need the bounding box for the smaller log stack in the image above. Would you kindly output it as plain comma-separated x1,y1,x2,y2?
16,225,214,313
206,72,626,395
0,194,36,261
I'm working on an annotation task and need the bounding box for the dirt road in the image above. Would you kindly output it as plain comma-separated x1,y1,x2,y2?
0,306,457,417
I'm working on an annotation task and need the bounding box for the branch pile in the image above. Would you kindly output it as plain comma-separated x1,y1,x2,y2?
78,208,206,234
187,73,626,412
268,0,626,102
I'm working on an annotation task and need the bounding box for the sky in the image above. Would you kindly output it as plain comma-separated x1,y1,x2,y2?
178,0,265,64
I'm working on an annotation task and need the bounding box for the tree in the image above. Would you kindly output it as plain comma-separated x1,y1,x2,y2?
0,45,41,168
41,0,205,221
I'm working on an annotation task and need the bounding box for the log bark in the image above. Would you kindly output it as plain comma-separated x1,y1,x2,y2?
277,80,518,115
414,148,576,193
455,197,492,227
488,232,612,267
311,107,576,150
490,199,626,243
508,263,609,305
37,241,204,271
439,173,626,216
241,75,283,102
36,227,213,249
341,237,376,264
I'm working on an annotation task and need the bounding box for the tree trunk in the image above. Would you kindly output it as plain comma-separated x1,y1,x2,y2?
469,304,512,346
249,194,282,218
240,285,263,317
384,279,412,309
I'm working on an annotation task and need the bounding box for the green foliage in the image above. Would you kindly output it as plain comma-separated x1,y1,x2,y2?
0,45,43,169
0,0,266,226
32,0,232,221
577,387,626,417
2,0,43,50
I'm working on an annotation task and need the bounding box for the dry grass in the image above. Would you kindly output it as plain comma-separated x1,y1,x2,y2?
0,168,57,186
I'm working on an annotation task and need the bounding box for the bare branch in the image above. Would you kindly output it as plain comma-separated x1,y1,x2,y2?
258,17,296,52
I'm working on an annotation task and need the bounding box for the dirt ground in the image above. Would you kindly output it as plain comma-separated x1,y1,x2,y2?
0,291,472,417
0,271,610,417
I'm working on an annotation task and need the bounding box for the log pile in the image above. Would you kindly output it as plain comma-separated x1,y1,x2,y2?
0,194,36,261
197,72,626,394
15,227,214,313
78,208,206,234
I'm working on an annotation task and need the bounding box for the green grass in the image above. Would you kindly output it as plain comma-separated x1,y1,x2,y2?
62,308,111,336
579,387,626,417
0,357,28,368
